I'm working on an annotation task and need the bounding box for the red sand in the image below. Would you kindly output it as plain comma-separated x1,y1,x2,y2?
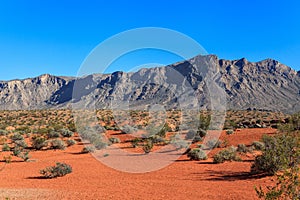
0,128,277,200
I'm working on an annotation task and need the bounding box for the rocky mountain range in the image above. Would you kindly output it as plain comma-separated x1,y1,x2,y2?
0,55,299,113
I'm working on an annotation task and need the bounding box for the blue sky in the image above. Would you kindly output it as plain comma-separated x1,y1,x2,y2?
0,0,299,80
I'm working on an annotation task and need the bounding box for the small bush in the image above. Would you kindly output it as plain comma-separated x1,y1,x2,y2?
109,137,120,144
226,129,234,135
81,146,96,153
252,141,265,151
18,151,30,162
47,131,60,139
251,134,298,175
205,139,222,149
142,140,153,154
10,133,24,142
121,125,137,134
237,144,249,153
40,162,72,178
187,148,207,161
32,136,48,150
14,139,28,148
50,139,66,150
213,146,241,163
185,130,196,140
60,129,74,138
2,143,10,151
66,139,76,146
0,129,8,136
131,138,140,148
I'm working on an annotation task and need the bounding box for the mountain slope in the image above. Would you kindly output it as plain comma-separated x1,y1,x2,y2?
0,55,299,113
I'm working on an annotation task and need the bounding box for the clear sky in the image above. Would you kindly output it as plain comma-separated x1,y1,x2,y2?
0,0,299,81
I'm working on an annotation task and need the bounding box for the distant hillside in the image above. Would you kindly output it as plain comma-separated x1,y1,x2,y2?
0,55,299,113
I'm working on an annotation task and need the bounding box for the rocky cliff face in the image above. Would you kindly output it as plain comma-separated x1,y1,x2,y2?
0,55,299,113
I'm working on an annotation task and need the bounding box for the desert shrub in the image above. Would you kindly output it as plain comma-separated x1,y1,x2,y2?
170,134,189,149
205,139,222,149
10,133,24,142
149,135,166,144
14,139,28,148
198,128,207,137
12,146,22,156
121,125,137,134
0,129,8,136
50,139,66,150
226,129,234,135
31,136,48,150
252,141,265,151
187,148,207,161
185,129,204,143
251,134,298,175
109,137,120,144
81,146,96,153
47,131,61,139
18,151,30,162
199,113,211,130
66,139,76,146
92,125,106,133
40,162,72,178
60,129,74,138
237,144,250,153
2,143,10,151
213,146,241,163
130,138,140,148
142,140,153,154
92,138,107,150
254,133,299,199
185,130,196,140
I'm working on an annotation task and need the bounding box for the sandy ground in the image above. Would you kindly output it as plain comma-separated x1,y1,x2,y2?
0,128,277,200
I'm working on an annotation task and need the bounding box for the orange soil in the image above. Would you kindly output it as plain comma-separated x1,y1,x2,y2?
0,128,277,200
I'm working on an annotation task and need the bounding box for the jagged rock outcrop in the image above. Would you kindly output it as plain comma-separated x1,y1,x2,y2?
0,55,299,113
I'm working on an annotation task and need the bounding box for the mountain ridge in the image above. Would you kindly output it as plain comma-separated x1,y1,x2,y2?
0,55,299,113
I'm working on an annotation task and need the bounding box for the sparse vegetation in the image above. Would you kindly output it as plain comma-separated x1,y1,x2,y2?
40,162,72,178
213,146,241,163
187,148,207,161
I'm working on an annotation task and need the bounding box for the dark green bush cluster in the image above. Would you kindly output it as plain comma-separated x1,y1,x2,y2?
31,136,48,150
251,134,298,175
60,128,74,137
40,162,72,178
50,139,66,150
81,146,96,153
252,141,265,151
237,144,252,153
187,148,207,161
205,139,222,149
213,146,241,163
109,137,120,144
185,129,205,143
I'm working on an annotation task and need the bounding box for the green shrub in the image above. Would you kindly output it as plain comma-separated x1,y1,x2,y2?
40,162,72,178
47,131,61,139
213,146,241,163
185,130,196,140
50,139,66,150
130,138,140,148
81,146,96,153
66,139,76,146
187,148,207,161
251,134,298,175
14,139,28,148
226,129,234,135
32,136,48,150
18,151,30,162
2,143,10,151
142,140,153,154
252,141,265,151
60,129,74,138
205,139,222,149
121,125,137,134
92,138,107,150
0,129,8,136
237,144,250,153
10,133,24,142
109,137,120,144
